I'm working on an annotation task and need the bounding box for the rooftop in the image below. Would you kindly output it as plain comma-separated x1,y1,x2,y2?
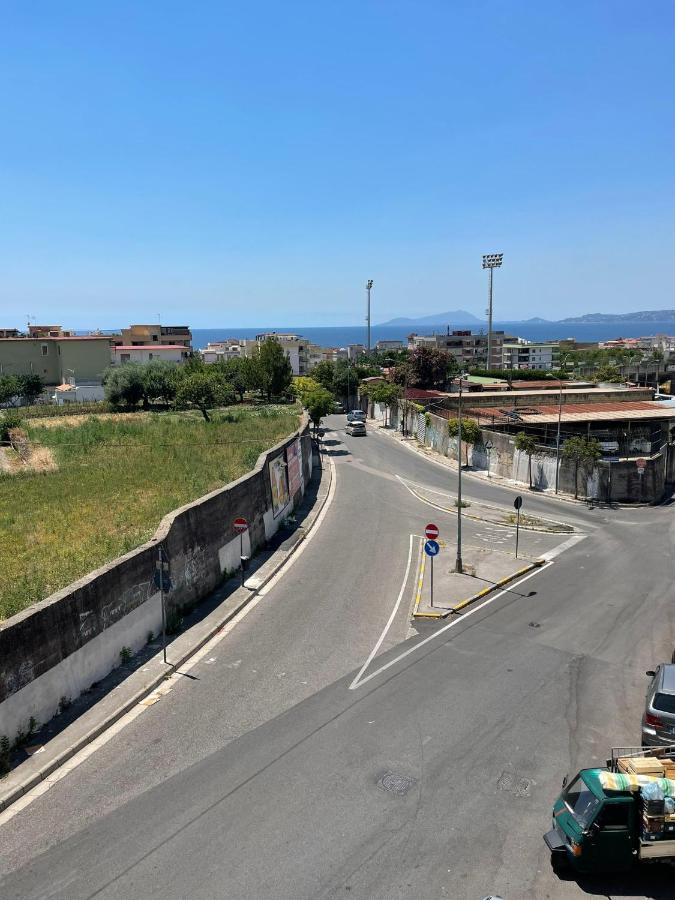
114,344,188,351
466,400,675,425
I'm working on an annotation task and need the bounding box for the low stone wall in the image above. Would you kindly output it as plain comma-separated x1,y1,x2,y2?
0,418,312,741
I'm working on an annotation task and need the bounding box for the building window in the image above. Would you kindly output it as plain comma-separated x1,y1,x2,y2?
120,354,130,364
41,344,48,356
152,334,158,341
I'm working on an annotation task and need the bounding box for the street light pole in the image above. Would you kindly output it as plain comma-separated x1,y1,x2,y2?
554,380,563,494
455,373,466,574
482,254,503,370
366,279,374,353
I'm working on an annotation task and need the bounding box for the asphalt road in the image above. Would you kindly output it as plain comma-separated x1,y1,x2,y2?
1,416,674,899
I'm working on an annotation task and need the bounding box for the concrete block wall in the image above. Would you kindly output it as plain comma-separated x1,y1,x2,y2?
0,419,312,741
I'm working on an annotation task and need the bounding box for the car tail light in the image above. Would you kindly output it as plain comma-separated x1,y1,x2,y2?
646,712,664,728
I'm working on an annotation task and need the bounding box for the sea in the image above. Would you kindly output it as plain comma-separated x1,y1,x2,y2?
190,321,675,351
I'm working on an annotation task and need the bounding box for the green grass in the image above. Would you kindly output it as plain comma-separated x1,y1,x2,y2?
0,406,300,621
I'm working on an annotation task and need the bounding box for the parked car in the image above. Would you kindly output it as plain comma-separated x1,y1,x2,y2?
345,421,366,436
333,401,345,413
641,660,675,746
347,409,366,423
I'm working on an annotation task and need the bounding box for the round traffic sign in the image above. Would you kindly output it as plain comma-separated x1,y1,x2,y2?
513,495,523,510
233,517,248,533
424,539,440,557
424,523,439,540
636,457,647,468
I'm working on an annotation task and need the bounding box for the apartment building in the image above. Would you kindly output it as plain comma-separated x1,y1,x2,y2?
201,340,242,364
239,333,328,376
502,340,559,370
409,330,513,369
121,324,192,349
113,345,190,365
0,334,116,384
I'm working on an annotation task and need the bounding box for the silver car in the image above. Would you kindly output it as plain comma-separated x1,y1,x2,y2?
345,421,366,436
642,661,675,746
347,409,366,423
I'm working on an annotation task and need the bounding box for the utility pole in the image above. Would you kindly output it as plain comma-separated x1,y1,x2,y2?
482,254,503,370
366,280,374,353
554,381,563,494
455,373,466,573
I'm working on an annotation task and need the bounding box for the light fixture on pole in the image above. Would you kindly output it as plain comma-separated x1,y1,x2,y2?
482,253,503,370
554,381,563,494
455,372,467,573
365,280,374,352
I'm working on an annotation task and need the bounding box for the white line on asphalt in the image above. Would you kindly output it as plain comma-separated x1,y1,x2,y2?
539,532,586,560
0,452,339,828
349,561,553,691
348,533,415,691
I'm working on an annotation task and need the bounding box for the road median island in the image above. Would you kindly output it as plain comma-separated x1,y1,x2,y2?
0,442,334,815
413,540,544,620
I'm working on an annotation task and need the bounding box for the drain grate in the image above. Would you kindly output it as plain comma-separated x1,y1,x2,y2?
378,772,417,796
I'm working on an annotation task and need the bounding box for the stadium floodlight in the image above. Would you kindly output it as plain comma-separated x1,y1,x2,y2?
482,253,504,369
365,280,374,352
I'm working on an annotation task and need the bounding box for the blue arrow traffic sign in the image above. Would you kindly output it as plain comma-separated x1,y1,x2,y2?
424,539,440,557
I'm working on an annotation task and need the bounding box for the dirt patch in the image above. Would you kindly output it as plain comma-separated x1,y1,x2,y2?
27,412,151,429
0,430,57,474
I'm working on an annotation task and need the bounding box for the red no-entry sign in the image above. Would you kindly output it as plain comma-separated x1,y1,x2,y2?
233,517,248,533
425,523,439,540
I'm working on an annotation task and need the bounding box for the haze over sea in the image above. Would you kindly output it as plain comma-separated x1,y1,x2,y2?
191,321,675,351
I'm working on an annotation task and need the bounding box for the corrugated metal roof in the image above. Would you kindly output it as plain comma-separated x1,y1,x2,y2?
467,401,675,424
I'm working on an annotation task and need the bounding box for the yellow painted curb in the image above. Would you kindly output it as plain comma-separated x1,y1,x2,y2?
447,559,545,616
413,548,426,616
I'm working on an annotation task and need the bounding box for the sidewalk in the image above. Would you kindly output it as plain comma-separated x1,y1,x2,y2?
413,539,543,619
0,449,333,814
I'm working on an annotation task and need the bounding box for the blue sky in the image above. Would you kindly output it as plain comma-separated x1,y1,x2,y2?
1,1,673,328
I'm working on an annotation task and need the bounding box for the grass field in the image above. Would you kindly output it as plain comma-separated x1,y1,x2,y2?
0,406,300,621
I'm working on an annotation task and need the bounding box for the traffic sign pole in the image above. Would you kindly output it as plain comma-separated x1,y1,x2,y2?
513,496,523,559
233,517,249,586
430,555,434,608
159,544,167,665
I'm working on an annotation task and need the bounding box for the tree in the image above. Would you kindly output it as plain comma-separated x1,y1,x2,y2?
593,365,623,384
212,357,255,403
16,373,45,405
304,387,334,434
310,360,336,393
0,375,21,407
562,436,602,499
175,371,235,421
407,347,454,389
514,431,537,488
103,364,146,408
447,417,482,465
291,376,322,407
362,381,401,426
142,360,179,406
257,338,293,401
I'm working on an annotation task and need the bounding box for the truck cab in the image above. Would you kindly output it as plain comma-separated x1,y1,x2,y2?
546,769,636,873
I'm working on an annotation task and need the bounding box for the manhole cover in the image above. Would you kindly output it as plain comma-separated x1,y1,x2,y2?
378,772,417,796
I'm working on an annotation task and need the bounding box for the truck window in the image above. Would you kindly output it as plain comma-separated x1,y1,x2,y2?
599,803,630,829
564,776,601,829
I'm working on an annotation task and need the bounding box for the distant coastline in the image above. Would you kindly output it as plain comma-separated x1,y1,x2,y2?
189,320,675,350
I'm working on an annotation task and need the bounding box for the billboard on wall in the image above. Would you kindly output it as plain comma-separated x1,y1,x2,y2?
270,453,290,518
286,438,303,497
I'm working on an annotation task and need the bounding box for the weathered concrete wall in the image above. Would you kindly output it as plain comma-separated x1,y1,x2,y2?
420,411,667,503
0,418,312,741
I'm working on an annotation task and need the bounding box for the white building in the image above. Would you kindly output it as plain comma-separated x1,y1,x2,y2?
201,340,242,364
239,333,330,376
112,345,190,365
375,339,405,351
502,340,559,371
52,381,106,405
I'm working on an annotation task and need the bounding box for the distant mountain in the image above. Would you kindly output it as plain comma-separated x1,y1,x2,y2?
560,309,675,324
379,309,482,327
519,317,555,324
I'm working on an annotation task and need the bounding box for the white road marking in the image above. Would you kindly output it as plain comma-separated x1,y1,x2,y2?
539,532,586,560
0,452,339,826
350,561,553,690
348,533,415,691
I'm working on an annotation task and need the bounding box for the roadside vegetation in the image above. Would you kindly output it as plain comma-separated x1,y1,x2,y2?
0,405,299,621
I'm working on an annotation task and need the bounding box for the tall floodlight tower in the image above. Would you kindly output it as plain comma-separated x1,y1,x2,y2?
482,253,503,369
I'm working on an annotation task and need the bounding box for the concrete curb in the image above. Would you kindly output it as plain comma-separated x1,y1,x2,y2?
447,559,545,616
0,448,334,814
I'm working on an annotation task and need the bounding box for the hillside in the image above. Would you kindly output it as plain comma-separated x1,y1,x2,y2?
379,309,481,326
561,309,675,324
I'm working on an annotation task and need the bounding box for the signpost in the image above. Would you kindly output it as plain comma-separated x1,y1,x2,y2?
636,458,647,502
424,538,440,607
233,517,249,585
513,496,523,559
424,523,439,540
485,440,494,478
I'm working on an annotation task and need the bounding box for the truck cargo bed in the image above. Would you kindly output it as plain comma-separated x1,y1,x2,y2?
639,837,675,860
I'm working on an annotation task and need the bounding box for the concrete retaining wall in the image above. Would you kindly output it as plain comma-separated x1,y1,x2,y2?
419,411,667,503
0,418,312,741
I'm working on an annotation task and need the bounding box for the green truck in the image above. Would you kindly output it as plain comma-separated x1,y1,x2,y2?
545,746,675,874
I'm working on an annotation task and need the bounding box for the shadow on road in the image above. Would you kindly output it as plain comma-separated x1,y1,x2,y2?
554,864,675,898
